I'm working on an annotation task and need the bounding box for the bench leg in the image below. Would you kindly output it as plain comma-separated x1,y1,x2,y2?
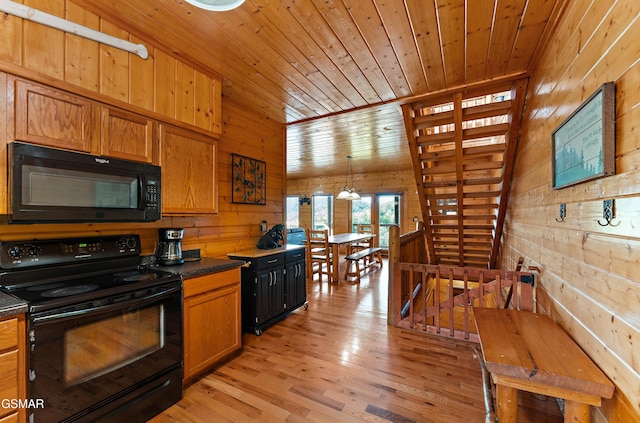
496,383,517,423
374,251,382,267
344,260,362,283
564,400,590,423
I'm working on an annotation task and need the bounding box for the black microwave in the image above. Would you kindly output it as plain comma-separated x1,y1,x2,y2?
8,142,161,223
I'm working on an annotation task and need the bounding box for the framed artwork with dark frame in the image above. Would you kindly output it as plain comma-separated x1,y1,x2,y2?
232,154,266,204
551,82,616,190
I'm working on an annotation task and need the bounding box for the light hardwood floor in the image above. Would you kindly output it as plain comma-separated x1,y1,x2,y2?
151,260,562,422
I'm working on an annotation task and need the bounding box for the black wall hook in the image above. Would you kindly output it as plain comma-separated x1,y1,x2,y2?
597,199,619,226
555,203,566,222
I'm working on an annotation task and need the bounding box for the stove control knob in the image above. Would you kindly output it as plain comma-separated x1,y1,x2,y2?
126,237,137,249
27,245,41,257
7,246,22,259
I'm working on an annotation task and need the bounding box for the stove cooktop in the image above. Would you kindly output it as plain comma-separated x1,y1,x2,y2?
6,267,171,302
0,235,182,313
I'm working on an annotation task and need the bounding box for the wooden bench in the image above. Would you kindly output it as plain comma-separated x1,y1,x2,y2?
344,247,383,282
474,307,614,423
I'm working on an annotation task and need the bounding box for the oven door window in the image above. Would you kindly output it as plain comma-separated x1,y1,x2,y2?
64,304,164,386
29,289,181,422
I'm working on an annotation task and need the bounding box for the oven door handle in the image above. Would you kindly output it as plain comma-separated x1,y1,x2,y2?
31,284,181,325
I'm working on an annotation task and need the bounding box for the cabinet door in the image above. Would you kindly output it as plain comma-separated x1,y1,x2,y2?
285,261,306,311
159,124,217,214
100,107,154,163
0,316,25,422
270,268,285,315
254,270,272,325
13,79,93,152
183,283,241,381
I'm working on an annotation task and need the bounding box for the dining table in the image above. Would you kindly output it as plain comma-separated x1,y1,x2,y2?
326,233,375,281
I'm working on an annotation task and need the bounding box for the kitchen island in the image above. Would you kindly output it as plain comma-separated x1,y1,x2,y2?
228,245,307,335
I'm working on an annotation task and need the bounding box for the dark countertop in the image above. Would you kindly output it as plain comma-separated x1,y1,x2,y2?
152,257,245,280
0,291,28,318
227,244,305,260
0,257,247,316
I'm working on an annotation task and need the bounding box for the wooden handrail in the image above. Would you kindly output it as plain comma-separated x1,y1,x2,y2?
388,224,535,340
388,224,428,324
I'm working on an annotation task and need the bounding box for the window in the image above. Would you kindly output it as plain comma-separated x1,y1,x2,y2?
312,194,333,233
286,196,300,228
351,196,372,232
378,194,401,248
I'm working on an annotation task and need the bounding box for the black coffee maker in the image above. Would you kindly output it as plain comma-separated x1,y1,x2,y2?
155,228,184,265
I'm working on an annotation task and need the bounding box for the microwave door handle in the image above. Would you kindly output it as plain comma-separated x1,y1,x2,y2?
138,173,148,210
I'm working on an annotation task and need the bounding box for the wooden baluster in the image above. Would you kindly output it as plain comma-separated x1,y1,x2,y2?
435,267,441,334
448,268,454,336
421,271,427,331
409,266,414,329
463,271,469,339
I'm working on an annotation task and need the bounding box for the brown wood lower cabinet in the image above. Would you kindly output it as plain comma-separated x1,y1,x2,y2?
183,268,242,382
0,315,25,423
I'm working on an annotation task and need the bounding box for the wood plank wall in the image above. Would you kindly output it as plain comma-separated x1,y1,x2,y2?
287,170,421,240
0,0,284,258
498,0,640,421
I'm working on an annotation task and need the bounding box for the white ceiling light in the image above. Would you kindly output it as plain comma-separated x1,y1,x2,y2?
336,156,360,201
184,0,245,11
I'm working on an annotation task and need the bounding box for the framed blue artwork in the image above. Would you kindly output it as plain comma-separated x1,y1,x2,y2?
552,82,615,189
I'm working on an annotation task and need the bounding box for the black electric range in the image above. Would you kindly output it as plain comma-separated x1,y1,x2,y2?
0,235,180,313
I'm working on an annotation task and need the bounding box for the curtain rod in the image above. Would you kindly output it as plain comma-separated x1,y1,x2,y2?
0,0,148,59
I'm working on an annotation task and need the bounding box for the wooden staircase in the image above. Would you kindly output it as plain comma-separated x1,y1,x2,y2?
402,78,528,268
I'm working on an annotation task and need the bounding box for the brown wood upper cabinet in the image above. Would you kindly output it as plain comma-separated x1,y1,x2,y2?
100,107,154,163
13,78,92,153
159,123,218,215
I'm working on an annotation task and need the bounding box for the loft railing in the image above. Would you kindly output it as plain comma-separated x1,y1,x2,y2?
388,225,534,341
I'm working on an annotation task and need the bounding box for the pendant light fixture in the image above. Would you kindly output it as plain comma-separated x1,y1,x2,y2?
184,0,245,11
336,156,360,200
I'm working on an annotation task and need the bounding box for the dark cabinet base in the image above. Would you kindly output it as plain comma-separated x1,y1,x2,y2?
229,248,307,335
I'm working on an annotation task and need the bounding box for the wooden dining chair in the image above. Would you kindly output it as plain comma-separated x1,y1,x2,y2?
352,224,374,264
305,228,333,282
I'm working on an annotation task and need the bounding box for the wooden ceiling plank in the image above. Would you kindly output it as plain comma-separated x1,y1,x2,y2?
405,0,447,90
435,0,466,86
507,0,559,72
485,0,528,76
209,7,343,117
251,0,379,112
465,0,495,82
286,0,382,105
373,0,429,94
311,0,396,101
343,0,412,98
